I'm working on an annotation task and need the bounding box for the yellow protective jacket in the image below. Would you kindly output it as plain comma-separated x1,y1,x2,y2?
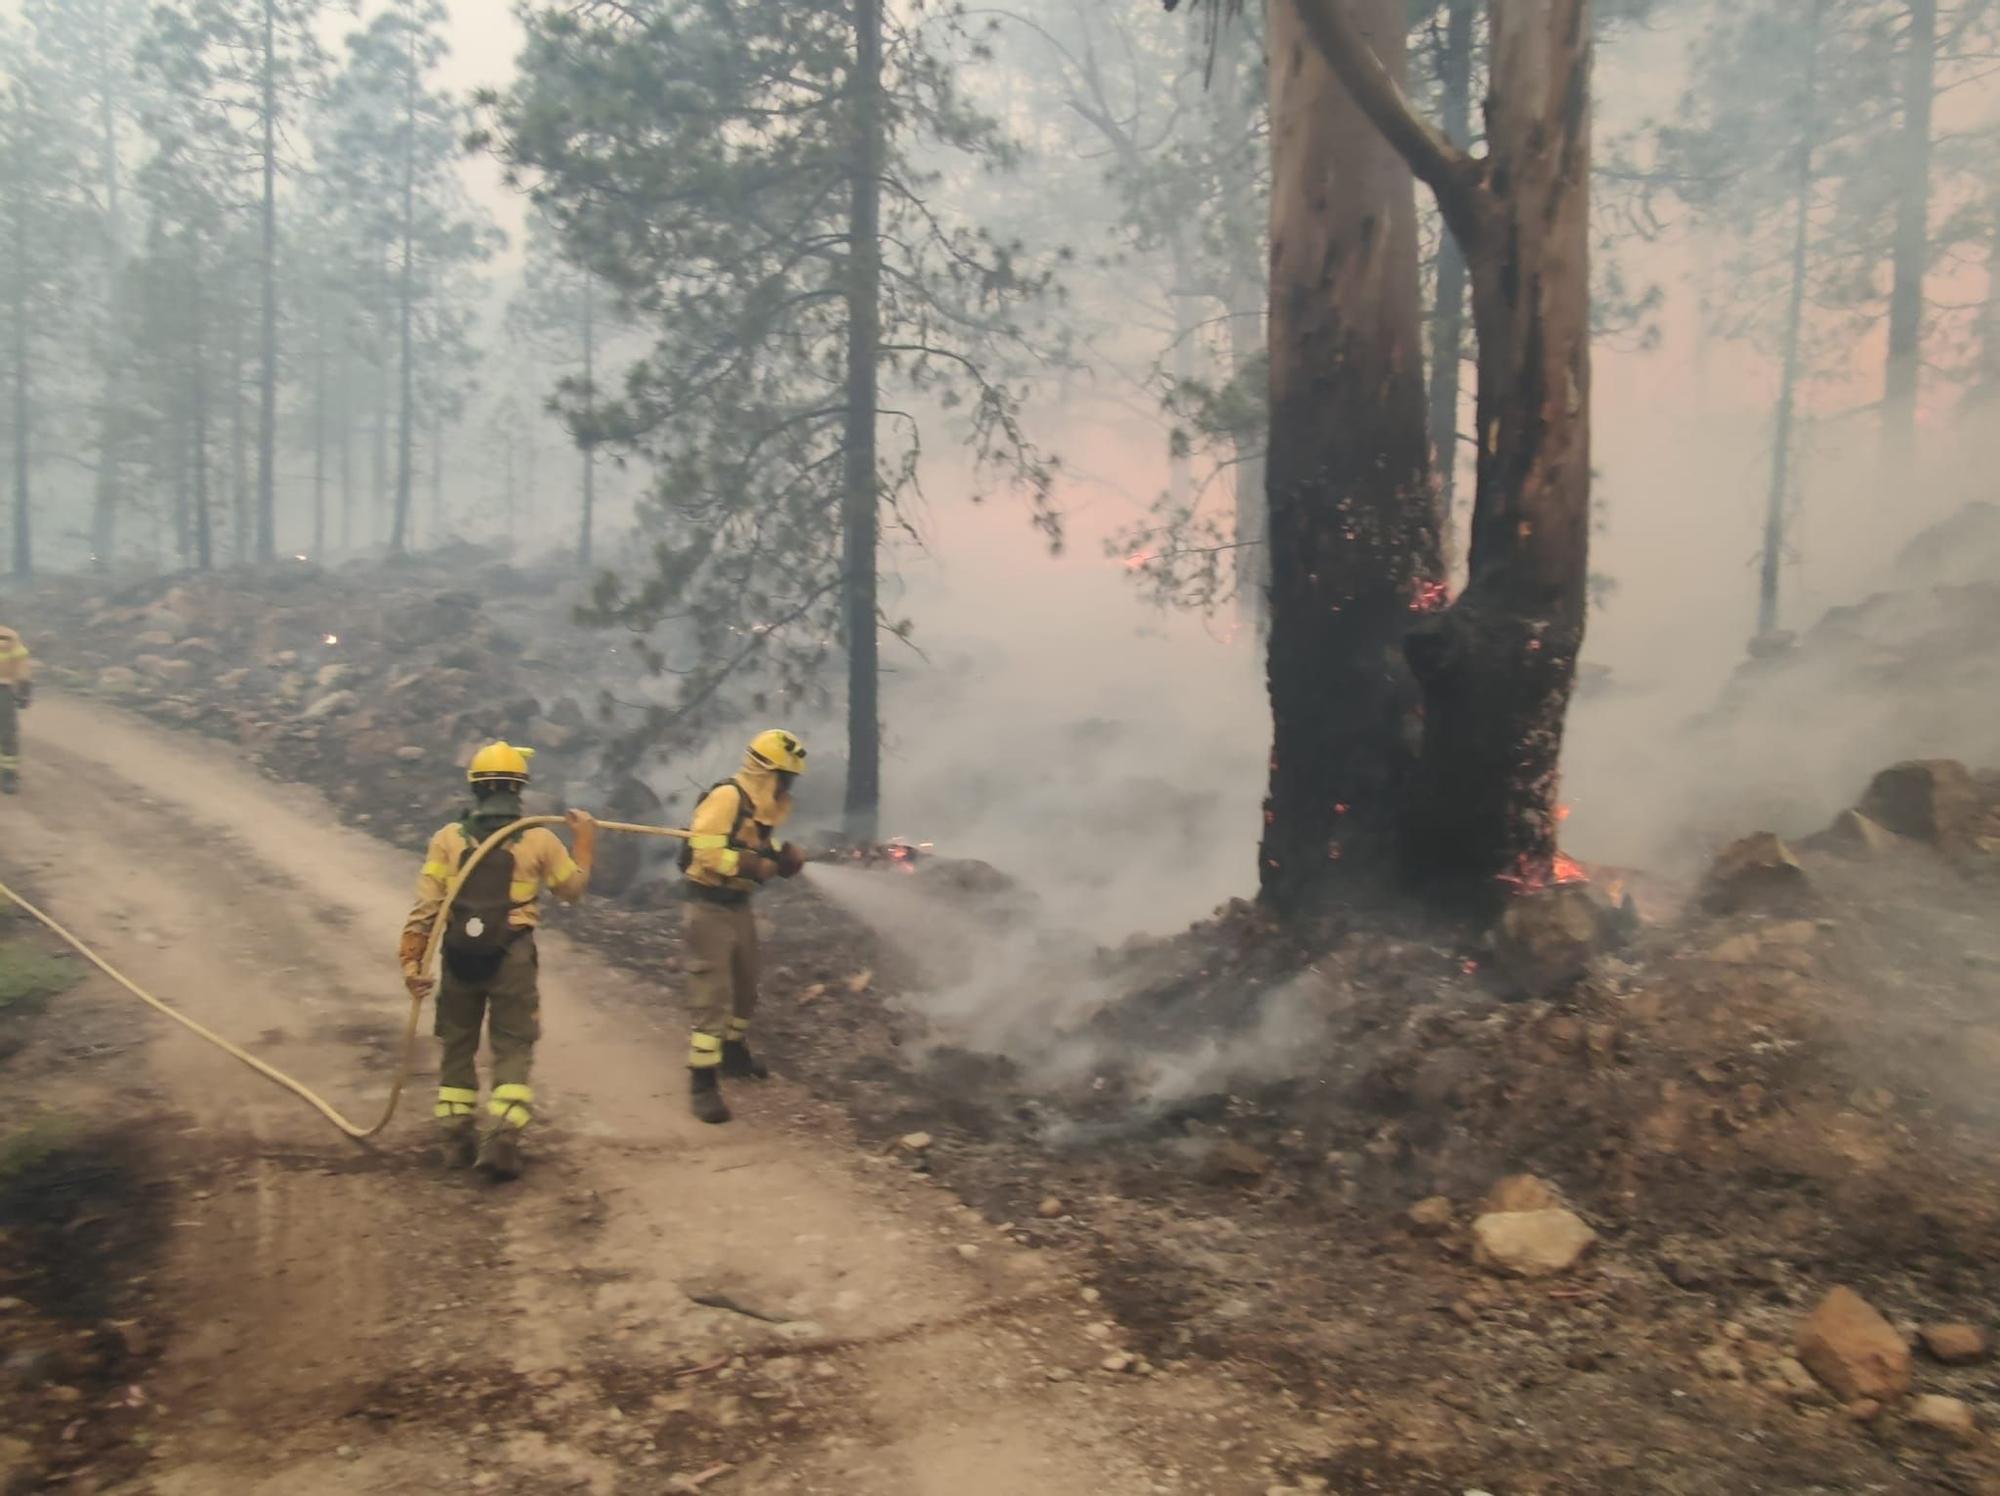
684,752,794,894
402,822,587,945
0,626,31,688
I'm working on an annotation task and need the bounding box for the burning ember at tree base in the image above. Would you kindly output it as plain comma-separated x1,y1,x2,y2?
837,838,935,873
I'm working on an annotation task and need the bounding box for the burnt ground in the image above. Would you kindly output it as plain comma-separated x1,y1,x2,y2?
14,564,2000,1491
0,907,175,1492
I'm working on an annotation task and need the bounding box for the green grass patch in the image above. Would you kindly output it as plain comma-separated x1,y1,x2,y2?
0,1114,79,1183
0,940,78,1016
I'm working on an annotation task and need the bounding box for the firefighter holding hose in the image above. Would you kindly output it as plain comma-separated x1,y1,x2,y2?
680,729,808,1124
0,623,32,795
399,742,596,1179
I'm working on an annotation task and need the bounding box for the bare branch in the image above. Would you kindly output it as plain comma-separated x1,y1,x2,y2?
1291,0,1492,246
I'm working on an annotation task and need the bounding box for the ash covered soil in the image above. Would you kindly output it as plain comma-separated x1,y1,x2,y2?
15,555,2000,1494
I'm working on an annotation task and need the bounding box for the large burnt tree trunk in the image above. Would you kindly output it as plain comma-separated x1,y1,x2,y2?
1258,0,1438,913
841,0,885,844
1300,0,1594,896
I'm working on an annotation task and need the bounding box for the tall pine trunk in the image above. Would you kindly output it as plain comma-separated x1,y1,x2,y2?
11,222,31,583
312,290,328,560
339,340,354,552
171,408,190,567
373,350,388,545
1259,0,1437,912
1760,0,1823,643
842,0,885,843
429,416,443,536
255,0,280,561
229,304,247,563
579,276,596,568
88,72,126,568
1403,0,1595,893
1426,0,1475,565
1884,0,1935,460
191,267,213,573
389,38,418,555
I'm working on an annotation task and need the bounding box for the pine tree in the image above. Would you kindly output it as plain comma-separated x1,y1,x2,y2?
504,216,623,568
325,0,497,556
488,0,1058,836
0,23,96,580
143,0,333,563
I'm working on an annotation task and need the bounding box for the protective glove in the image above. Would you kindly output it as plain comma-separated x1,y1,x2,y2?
776,843,806,879
398,929,434,1001
565,808,598,875
737,851,776,884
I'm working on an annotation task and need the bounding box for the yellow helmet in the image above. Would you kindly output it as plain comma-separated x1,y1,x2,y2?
747,728,806,775
467,741,535,785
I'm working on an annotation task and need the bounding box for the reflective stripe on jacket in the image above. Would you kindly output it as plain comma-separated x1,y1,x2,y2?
684,753,792,893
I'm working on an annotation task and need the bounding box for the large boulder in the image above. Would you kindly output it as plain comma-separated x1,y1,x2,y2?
1796,1287,1912,1403
1472,1209,1597,1278
1701,832,1811,915
1858,760,1982,850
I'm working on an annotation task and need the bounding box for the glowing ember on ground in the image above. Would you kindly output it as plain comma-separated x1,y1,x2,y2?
1410,579,1450,613
322,633,339,646
846,837,933,874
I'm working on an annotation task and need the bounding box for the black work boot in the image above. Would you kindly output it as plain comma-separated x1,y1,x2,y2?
720,1038,769,1080
476,1127,525,1181
690,1067,732,1125
438,1118,478,1170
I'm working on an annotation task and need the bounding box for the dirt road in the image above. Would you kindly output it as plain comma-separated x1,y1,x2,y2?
0,695,1307,1494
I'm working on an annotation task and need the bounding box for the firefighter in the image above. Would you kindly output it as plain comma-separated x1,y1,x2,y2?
0,623,32,796
398,742,596,1179
681,729,807,1124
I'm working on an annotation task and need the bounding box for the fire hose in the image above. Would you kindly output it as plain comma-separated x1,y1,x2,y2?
0,816,699,1142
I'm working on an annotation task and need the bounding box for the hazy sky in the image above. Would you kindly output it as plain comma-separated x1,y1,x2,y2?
441,0,528,255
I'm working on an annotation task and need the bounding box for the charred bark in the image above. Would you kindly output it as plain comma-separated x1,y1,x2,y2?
1258,0,1438,914
841,0,885,843
1297,0,1594,898
1405,0,1593,893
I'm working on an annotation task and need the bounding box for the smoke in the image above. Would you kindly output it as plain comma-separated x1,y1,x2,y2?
807,856,1330,1109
